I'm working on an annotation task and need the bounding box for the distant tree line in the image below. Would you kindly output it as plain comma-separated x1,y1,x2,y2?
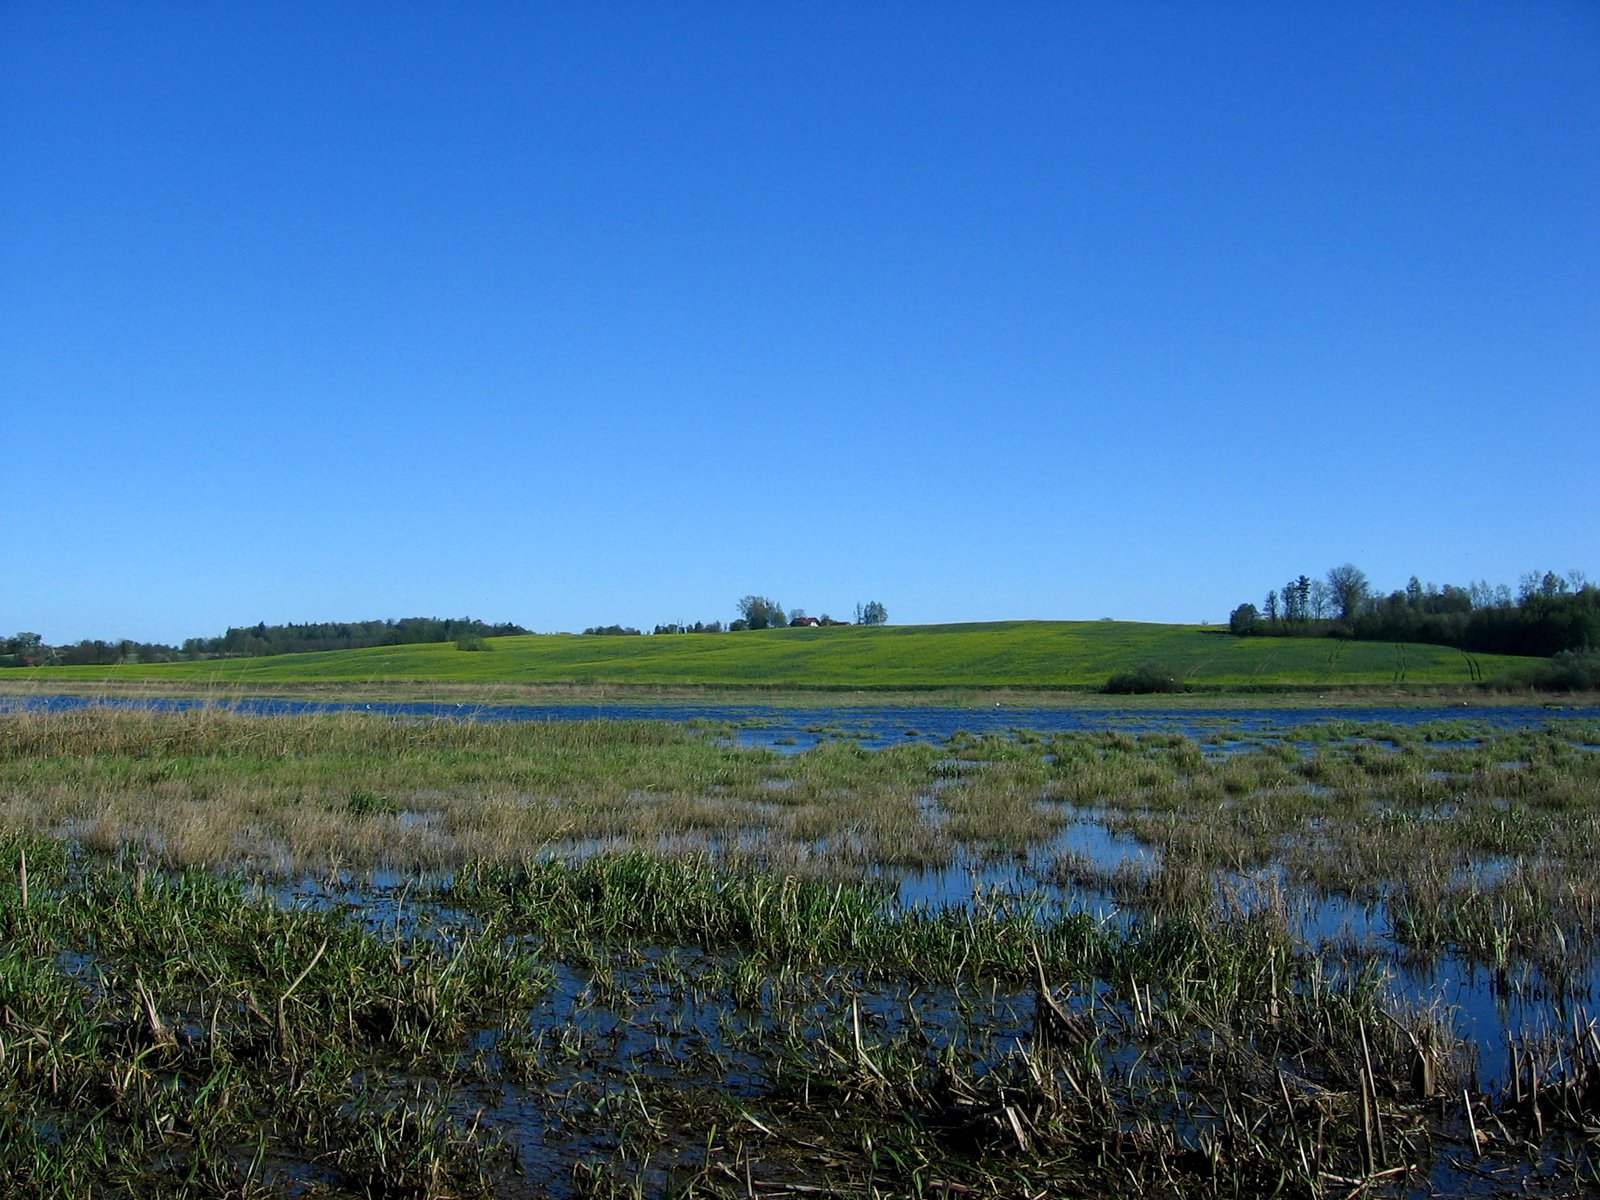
1229,566,1598,658
10,595,899,664
1,617,529,668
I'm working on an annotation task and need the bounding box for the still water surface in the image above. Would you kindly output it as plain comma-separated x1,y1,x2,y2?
9,692,1595,750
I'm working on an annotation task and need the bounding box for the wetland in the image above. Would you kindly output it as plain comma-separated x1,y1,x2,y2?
3,701,1599,1196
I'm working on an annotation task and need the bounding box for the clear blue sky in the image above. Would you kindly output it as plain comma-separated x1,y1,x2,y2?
4,2,1597,644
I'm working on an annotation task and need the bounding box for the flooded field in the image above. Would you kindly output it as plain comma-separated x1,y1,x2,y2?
4,690,1594,750
3,703,1599,1196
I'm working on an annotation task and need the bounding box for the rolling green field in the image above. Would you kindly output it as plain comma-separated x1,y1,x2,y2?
7,620,1542,693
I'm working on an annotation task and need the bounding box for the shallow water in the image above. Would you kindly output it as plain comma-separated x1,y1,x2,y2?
862,805,1600,1076
15,692,1600,1132
9,692,1598,751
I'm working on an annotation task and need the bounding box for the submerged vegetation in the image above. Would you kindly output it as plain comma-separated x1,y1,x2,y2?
3,705,1599,1195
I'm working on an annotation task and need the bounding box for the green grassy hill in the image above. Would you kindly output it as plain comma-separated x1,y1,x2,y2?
10,621,1540,693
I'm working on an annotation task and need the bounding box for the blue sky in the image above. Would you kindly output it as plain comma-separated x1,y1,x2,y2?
4,2,1597,643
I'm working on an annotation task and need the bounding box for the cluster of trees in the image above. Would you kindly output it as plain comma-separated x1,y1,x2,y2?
856,600,889,626
1231,565,1376,631
593,598,887,635
733,595,789,631
1,617,529,668
728,596,887,631
1229,567,1598,658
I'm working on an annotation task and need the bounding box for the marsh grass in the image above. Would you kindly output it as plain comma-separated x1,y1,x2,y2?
0,840,1587,1196
5,708,1600,1194
0,831,550,1198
